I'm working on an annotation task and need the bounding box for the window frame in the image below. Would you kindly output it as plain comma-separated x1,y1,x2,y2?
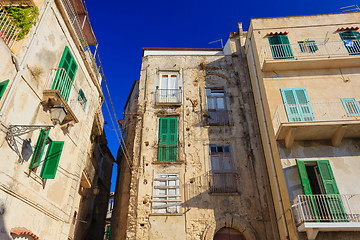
298,40,318,53
205,88,226,111
341,98,360,117
78,89,87,110
152,173,181,214
158,117,178,162
268,34,294,59
280,88,315,122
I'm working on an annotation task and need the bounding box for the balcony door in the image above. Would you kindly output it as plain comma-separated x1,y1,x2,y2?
209,145,236,193
296,160,346,221
281,88,315,122
159,74,178,103
339,30,360,55
268,34,294,59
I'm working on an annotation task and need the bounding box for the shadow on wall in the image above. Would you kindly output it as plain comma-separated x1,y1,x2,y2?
0,214,12,240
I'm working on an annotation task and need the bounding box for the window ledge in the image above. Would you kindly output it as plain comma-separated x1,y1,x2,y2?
149,213,183,216
209,192,240,196
25,170,44,185
152,161,185,165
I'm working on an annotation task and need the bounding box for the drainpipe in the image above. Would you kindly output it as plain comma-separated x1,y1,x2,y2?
0,0,54,122
247,38,289,239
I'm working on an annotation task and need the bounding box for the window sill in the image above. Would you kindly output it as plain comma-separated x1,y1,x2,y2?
209,192,240,196
150,213,183,216
152,161,185,165
25,170,44,185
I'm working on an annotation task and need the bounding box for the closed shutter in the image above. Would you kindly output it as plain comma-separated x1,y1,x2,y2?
0,80,9,100
341,98,360,116
40,141,64,179
296,160,313,195
53,47,78,101
29,129,50,170
281,88,315,122
158,118,177,162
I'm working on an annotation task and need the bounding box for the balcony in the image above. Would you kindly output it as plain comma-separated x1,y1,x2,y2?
204,110,230,126
260,41,360,71
155,88,182,105
0,3,20,48
208,172,238,194
41,68,87,125
156,144,178,163
292,194,360,240
273,101,360,148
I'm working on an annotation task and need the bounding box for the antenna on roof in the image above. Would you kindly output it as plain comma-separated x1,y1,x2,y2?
340,5,360,12
208,39,223,48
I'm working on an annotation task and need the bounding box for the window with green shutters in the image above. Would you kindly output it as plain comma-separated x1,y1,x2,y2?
78,89,87,110
268,35,294,59
29,130,64,179
104,225,110,239
296,160,346,221
0,79,9,101
339,30,360,55
53,46,78,102
280,88,315,122
341,98,360,116
158,117,178,162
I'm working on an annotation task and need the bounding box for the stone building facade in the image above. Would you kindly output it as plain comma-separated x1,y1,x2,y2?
0,0,112,239
111,45,279,239
243,12,360,240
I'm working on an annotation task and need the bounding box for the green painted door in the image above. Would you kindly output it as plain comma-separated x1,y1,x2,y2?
269,35,294,59
53,46,78,101
158,118,177,162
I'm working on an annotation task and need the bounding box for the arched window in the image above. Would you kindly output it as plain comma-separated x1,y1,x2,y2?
213,227,245,240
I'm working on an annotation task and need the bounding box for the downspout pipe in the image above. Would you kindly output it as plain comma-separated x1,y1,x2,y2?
247,38,289,238
0,0,54,122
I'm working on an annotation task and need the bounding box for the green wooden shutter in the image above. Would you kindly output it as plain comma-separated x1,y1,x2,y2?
158,118,177,162
281,88,315,122
317,160,339,194
0,80,9,100
40,141,64,179
317,160,346,221
298,40,318,52
29,129,50,170
53,47,78,101
296,160,313,195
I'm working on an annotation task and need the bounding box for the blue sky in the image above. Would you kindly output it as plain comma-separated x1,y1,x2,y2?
84,0,358,192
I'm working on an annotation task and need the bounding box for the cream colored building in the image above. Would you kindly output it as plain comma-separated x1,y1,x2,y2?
111,46,279,239
0,0,111,239
243,12,360,240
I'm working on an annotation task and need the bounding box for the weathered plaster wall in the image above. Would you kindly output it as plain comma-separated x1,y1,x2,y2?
0,0,102,239
113,51,277,239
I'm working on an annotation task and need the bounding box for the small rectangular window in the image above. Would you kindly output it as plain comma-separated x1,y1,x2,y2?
341,98,360,116
78,89,87,110
152,174,181,213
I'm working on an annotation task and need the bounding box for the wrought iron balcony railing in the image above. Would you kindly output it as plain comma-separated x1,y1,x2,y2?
273,101,360,133
292,194,360,224
157,144,178,162
261,40,360,62
204,110,230,126
155,88,182,104
0,3,20,48
208,172,238,193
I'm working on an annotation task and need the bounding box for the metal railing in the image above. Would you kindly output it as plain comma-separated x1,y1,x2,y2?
208,172,238,193
292,194,360,224
0,3,20,48
273,101,360,133
45,68,86,117
60,0,100,82
204,110,230,126
261,40,360,62
157,144,178,162
155,88,182,104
